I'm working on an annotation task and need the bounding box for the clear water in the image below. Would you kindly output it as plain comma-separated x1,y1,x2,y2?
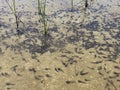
0,0,120,90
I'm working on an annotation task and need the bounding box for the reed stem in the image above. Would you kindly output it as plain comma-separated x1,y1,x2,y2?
71,0,73,12
38,0,47,36
6,0,19,28
13,0,19,28
38,0,41,15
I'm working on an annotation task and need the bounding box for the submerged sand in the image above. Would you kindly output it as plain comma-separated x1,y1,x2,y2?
0,0,120,90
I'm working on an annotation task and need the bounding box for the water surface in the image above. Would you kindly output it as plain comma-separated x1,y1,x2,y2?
0,0,120,90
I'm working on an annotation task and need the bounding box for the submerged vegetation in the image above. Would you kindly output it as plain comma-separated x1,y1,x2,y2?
5,0,25,29
71,0,74,12
71,0,89,12
4,0,89,36
38,0,48,36
5,0,19,28
38,0,41,15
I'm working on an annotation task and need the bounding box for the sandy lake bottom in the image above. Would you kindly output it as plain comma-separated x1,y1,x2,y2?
0,0,120,90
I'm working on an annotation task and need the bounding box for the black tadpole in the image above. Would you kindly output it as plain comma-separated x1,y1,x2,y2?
16,29,24,35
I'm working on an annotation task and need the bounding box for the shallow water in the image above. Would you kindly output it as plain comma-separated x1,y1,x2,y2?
0,0,120,90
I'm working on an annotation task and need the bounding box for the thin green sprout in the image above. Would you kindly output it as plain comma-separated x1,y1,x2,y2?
5,0,25,29
38,0,41,15
6,0,18,28
71,0,73,12
38,0,48,36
